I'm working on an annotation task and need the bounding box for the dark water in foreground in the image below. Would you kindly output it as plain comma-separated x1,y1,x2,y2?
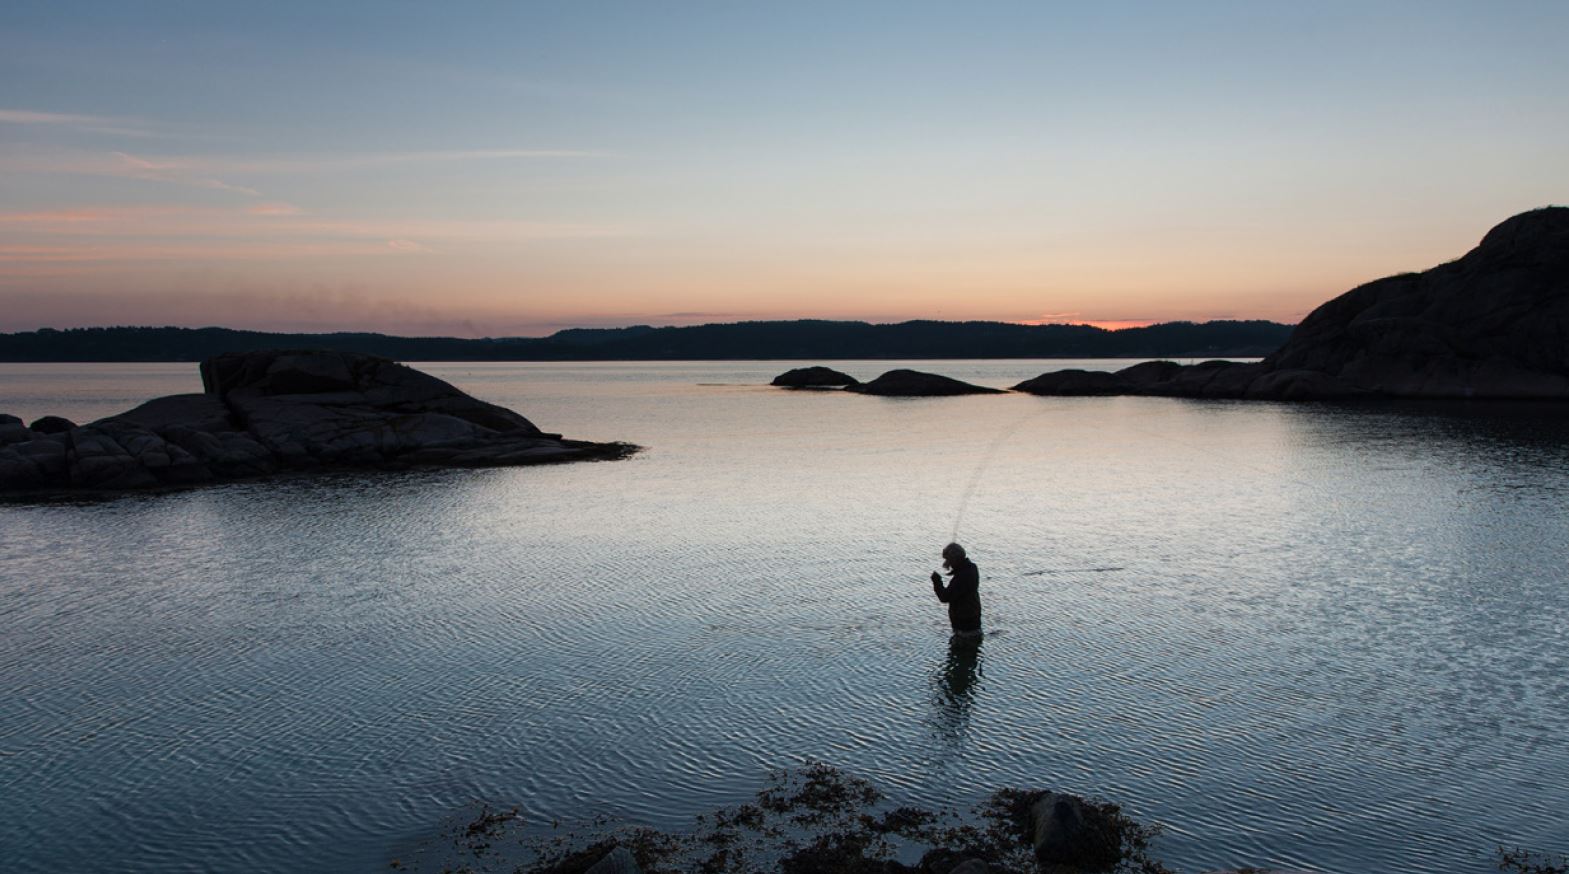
2,360,1567,873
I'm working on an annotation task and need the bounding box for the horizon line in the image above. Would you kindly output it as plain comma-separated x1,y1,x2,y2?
3,315,1300,341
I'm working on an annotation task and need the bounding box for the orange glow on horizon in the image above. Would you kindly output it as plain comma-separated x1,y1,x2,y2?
1016,319,1159,331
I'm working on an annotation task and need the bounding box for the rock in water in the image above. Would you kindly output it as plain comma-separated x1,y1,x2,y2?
770,365,860,388
1,349,634,495
847,369,1004,396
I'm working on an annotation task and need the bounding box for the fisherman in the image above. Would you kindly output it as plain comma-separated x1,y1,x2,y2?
931,542,982,637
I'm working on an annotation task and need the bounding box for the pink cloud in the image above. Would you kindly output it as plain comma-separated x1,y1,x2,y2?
384,239,432,253
247,202,304,216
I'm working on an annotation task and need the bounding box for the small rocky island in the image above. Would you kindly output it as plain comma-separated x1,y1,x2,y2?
0,349,634,494
771,366,860,388
770,367,1001,396
849,369,1004,396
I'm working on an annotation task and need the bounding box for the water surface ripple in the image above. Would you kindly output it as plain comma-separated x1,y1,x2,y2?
2,361,1567,873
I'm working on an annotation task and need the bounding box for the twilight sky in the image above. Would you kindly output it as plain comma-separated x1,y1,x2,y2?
2,1,1567,337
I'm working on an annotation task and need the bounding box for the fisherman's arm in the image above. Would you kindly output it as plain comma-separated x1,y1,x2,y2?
931,571,950,602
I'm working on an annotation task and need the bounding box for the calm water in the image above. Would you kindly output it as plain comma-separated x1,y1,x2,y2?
2,361,1567,873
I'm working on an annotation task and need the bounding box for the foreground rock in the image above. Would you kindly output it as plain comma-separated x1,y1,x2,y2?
583,846,641,874
1029,792,1125,872
1,349,634,494
1016,207,1569,401
771,365,860,388
847,369,1004,396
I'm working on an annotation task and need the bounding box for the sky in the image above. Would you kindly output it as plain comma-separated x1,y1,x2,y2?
2,1,1567,337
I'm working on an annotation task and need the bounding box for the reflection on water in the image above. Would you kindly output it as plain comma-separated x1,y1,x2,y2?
929,633,984,746
2,361,1568,874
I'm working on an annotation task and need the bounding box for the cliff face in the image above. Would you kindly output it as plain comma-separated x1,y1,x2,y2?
1016,207,1569,400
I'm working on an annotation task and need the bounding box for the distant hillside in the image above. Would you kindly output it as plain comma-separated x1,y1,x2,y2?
0,319,1293,362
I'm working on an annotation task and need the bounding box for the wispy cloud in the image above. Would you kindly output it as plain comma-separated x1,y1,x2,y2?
110,151,263,195
246,202,304,216
0,146,612,201
0,202,635,266
0,241,432,263
0,204,633,241
383,239,432,254
0,108,156,138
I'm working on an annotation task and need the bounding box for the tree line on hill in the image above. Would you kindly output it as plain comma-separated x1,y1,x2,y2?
0,319,1294,362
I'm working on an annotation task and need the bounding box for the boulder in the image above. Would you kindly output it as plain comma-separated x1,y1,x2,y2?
28,415,75,434
584,846,642,874
1029,793,1122,872
771,366,860,388
847,369,1004,396
0,414,30,446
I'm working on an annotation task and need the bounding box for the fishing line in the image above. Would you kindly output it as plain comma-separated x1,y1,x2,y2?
950,403,1054,542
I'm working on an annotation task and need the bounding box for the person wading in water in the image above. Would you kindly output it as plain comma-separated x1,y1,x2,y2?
931,542,982,637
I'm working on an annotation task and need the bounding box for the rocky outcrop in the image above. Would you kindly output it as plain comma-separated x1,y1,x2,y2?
771,366,860,388
1016,207,1569,400
1,349,634,494
847,369,1004,396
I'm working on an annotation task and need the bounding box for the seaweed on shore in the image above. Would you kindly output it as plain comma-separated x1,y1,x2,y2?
1499,847,1569,874
395,763,1168,874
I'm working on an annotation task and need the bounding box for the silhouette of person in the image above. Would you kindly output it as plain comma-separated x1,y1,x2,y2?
931,542,982,636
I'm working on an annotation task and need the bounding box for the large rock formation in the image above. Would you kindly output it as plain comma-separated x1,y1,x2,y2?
1016,207,1569,400
0,350,634,494
846,369,1004,396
